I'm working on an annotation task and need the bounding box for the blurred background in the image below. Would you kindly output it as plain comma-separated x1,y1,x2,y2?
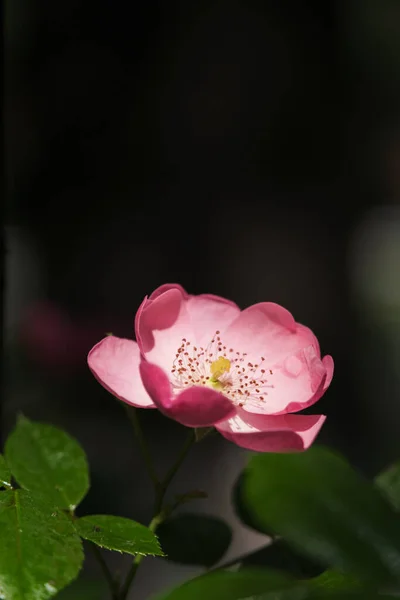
4,0,400,597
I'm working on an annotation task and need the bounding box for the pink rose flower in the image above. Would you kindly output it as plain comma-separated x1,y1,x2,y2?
88,284,333,452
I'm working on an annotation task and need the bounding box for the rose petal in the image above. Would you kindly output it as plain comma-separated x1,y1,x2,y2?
136,286,240,371
195,293,239,310
278,353,334,414
185,294,240,345
138,360,172,409
140,360,236,427
322,354,334,390
216,411,326,452
88,336,155,408
136,288,184,354
149,283,189,301
223,302,320,362
240,345,327,416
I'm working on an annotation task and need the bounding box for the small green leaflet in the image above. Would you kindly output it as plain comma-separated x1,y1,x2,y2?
0,489,83,600
75,515,164,557
5,416,90,511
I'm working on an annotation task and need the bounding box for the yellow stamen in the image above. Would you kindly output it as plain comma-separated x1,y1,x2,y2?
210,356,231,381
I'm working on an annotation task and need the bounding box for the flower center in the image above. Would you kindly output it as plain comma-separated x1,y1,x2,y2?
170,330,273,408
210,356,231,382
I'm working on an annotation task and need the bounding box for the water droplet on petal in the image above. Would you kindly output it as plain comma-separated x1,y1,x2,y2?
283,355,303,377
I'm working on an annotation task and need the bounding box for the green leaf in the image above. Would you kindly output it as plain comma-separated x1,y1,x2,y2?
240,446,400,585
157,513,232,567
309,569,365,592
156,567,398,600
239,539,324,578
309,593,398,600
0,489,83,600
5,417,89,511
232,472,274,536
375,460,400,511
155,566,399,600
155,568,304,600
309,591,395,600
0,454,12,489
75,514,164,556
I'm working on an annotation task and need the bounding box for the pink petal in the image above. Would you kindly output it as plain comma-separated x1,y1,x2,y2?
223,302,320,363
241,345,327,416
149,283,189,300
137,360,172,409
171,386,237,427
88,336,155,408
322,354,334,390
136,288,184,354
216,411,326,452
185,294,240,345
276,353,334,414
135,286,240,372
148,284,237,310
195,293,239,310
140,360,236,427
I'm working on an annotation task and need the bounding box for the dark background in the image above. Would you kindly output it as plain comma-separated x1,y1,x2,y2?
4,1,400,597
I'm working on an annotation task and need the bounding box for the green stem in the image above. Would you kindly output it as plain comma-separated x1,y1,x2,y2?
118,515,161,600
68,510,119,599
123,405,159,487
119,429,196,600
90,542,120,599
155,429,196,513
